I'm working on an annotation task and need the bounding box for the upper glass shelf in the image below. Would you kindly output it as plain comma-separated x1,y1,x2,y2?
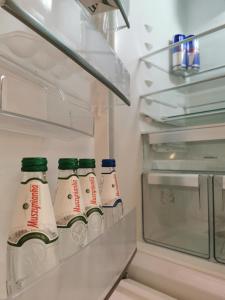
140,23,225,81
0,0,130,106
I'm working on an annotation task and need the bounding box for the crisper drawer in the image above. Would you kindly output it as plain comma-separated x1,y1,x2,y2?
142,173,209,258
214,176,225,263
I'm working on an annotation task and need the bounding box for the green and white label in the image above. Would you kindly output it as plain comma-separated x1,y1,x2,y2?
79,172,102,210
54,175,87,228
8,179,58,247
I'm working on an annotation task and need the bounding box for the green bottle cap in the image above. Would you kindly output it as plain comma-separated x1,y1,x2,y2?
21,157,48,172
58,158,78,170
78,158,95,169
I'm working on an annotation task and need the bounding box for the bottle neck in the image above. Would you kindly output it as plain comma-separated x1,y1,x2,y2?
58,169,77,178
102,167,115,173
21,171,47,182
78,168,95,176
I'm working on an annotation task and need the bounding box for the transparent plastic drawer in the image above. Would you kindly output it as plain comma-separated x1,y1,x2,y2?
0,64,94,136
142,173,209,258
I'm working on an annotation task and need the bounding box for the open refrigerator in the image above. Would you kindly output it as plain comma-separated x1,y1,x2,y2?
3,0,225,299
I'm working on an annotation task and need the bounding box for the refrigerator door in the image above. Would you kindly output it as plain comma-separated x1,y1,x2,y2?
142,173,209,258
213,176,225,263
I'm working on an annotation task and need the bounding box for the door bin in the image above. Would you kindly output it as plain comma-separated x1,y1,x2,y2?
142,172,209,258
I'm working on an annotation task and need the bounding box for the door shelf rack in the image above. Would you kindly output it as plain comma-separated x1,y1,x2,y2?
7,209,136,300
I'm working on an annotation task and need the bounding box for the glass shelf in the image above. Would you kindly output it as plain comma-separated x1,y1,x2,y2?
0,0,130,106
140,23,225,80
140,73,225,127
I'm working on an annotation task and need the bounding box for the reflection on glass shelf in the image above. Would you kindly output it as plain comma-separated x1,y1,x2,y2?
140,23,225,81
1,0,130,105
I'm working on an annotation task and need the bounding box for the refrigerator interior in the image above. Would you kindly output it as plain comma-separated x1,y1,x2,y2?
111,0,225,298
136,0,225,260
112,1,225,266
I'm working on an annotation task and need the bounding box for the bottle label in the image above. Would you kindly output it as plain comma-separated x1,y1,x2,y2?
8,178,58,247
79,172,103,217
54,175,87,228
101,171,122,206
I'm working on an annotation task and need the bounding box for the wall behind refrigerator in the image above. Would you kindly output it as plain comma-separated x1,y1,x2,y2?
0,130,94,298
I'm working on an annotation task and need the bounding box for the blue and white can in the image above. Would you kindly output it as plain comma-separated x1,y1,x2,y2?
186,35,200,72
172,34,186,72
